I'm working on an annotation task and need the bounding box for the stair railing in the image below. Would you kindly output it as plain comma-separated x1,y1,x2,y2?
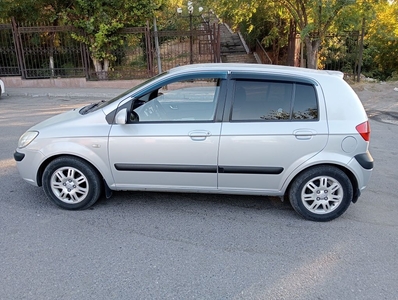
255,39,272,64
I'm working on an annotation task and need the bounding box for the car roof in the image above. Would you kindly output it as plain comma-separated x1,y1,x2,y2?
169,63,344,79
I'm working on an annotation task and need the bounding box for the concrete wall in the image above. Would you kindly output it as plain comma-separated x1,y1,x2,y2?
1,77,144,89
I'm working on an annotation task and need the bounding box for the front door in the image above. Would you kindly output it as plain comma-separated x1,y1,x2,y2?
108,75,226,191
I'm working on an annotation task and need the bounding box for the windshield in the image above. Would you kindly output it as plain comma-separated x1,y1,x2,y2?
80,72,168,114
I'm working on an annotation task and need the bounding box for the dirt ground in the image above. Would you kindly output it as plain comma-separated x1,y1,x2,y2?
350,80,398,125
350,80,398,112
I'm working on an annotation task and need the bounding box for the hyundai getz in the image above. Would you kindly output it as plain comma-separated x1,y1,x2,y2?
14,64,374,221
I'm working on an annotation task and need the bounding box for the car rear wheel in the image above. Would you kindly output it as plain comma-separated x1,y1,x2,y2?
288,166,353,222
42,156,102,210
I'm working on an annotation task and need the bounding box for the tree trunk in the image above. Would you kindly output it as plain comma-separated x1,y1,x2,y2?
272,40,279,65
304,36,321,69
287,19,296,66
92,57,109,80
294,34,300,67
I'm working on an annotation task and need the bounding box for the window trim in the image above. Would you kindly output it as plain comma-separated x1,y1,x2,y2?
229,72,319,86
225,78,319,123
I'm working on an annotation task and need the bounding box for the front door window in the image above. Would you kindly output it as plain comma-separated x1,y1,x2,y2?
132,78,220,123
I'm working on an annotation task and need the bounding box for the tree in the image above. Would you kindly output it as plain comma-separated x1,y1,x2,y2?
0,0,73,24
205,0,357,69
277,0,356,68
62,0,158,79
202,0,259,31
365,0,398,79
253,5,293,65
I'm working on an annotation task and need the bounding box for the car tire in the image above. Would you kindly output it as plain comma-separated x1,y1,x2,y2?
42,156,102,210
288,166,353,222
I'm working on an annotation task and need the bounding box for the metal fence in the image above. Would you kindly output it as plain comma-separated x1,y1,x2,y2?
0,22,20,76
154,25,220,72
93,26,153,80
17,24,87,79
321,33,360,75
0,18,220,80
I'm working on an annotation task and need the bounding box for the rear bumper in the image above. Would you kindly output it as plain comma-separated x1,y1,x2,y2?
348,151,373,200
355,152,374,170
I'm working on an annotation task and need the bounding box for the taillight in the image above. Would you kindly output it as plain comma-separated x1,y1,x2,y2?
356,121,371,141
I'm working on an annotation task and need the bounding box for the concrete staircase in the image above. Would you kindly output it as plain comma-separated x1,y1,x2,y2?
221,53,258,64
208,15,259,64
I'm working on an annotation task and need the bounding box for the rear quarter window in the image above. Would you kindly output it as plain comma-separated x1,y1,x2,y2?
293,84,318,120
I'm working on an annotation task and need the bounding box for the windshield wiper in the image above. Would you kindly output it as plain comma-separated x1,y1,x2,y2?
79,100,106,115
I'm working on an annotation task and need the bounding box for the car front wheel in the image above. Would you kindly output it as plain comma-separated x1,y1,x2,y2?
42,156,102,210
288,166,353,222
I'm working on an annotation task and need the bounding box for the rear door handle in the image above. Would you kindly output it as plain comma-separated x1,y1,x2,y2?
294,130,316,140
189,130,211,141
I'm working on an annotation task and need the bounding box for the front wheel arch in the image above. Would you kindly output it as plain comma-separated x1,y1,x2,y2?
37,154,107,187
42,155,104,209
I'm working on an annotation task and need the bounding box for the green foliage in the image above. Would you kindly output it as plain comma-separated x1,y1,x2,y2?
0,0,73,24
364,0,398,80
1,0,397,79
203,0,259,30
205,0,357,68
63,0,156,62
318,33,360,73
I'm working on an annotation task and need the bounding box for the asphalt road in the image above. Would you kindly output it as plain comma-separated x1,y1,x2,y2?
1,91,398,299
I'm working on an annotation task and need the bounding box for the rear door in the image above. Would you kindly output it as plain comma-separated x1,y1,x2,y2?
218,74,329,193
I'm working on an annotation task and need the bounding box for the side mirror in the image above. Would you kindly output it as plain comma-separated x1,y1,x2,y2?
115,108,127,124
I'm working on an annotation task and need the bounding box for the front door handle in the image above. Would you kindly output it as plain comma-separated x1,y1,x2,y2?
189,130,211,141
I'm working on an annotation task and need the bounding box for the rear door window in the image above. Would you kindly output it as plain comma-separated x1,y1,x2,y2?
230,80,318,121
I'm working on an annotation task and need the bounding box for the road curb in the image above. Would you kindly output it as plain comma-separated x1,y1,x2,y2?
5,88,124,99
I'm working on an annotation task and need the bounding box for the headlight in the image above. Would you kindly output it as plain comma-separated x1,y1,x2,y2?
18,131,39,148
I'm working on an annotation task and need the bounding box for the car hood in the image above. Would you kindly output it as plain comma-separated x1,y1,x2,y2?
28,107,110,138
29,108,83,131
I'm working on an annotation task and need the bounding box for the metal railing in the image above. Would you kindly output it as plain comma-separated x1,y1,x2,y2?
0,22,21,76
0,18,221,80
255,39,272,64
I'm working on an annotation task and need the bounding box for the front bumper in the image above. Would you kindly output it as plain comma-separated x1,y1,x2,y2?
14,149,44,186
14,151,25,162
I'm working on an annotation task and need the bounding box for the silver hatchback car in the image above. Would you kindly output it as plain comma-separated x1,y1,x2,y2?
14,63,373,221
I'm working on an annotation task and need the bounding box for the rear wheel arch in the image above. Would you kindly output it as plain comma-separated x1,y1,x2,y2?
286,163,359,197
286,164,358,221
